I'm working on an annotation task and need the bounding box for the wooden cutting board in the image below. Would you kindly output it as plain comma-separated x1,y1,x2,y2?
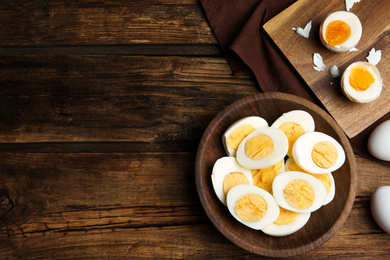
263,0,390,138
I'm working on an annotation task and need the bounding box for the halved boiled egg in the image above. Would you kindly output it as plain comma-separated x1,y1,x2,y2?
226,184,280,230
272,171,327,213
320,11,362,52
292,132,345,174
251,159,285,194
222,116,268,157
211,156,253,206
236,127,288,169
341,61,383,103
261,207,311,237
285,157,335,205
271,110,315,157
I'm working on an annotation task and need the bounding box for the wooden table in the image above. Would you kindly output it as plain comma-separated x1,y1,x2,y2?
0,1,389,259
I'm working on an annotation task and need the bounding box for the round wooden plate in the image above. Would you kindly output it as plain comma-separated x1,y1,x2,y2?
195,92,357,257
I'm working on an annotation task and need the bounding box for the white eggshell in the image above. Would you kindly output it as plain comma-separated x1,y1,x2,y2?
367,120,390,161
371,186,390,233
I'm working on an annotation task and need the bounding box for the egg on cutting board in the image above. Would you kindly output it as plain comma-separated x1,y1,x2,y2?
367,119,390,161
371,186,390,234
341,62,383,103
222,116,269,157
319,11,362,52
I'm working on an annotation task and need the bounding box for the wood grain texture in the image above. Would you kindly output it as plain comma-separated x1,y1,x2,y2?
0,0,216,45
263,0,390,138
0,55,257,144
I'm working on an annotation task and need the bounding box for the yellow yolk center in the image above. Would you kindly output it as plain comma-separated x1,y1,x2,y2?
251,159,283,193
227,124,255,150
274,207,299,225
349,66,375,91
286,161,331,194
325,20,351,47
222,172,249,196
234,193,267,222
279,122,305,154
244,134,274,160
312,141,338,169
283,179,315,210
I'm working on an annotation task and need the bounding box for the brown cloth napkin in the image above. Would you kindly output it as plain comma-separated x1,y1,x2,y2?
200,0,390,166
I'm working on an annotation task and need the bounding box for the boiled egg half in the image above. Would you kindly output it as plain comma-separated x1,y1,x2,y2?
320,11,362,52
285,157,335,205
251,159,285,194
271,110,315,157
341,61,383,103
211,156,253,206
272,171,327,213
222,116,268,157
226,184,280,230
236,127,288,169
292,132,345,174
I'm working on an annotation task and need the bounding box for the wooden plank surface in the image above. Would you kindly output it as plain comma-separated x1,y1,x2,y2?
264,0,390,138
0,153,389,259
0,0,389,258
0,0,216,45
0,55,256,143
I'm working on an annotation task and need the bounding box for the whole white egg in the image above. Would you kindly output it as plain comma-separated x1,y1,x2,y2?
371,186,390,233
367,119,390,161
292,132,345,174
236,127,288,169
222,116,269,157
211,156,253,206
261,209,311,237
271,110,315,157
272,171,327,213
341,62,383,103
319,11,362,52
226,184,280,230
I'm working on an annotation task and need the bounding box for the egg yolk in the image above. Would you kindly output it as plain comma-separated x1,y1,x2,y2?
227,124,255,150
284,180,315,210
287,161,331,194
312,141,338,169
274,207,299,225
325,20,351,47
349,66,375,91
279,122,305,154
251,159,284,193
234,194,267,222
244,134,274,160
223,172,250,196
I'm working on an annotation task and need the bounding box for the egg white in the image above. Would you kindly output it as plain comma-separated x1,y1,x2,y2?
222,116,269,157
236,127,288,169
292,132,345,174
285,157,336,205
211,156,253,206
341,62,383,103
320,11,362,52
272,171,327,213
261,211,311,237
226,184,280,230
271,110,315,157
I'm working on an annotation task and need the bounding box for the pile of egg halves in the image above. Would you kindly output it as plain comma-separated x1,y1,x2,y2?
211,110,346,236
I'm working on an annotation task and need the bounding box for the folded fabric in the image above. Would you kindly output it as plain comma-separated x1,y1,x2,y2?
200,0,390,166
